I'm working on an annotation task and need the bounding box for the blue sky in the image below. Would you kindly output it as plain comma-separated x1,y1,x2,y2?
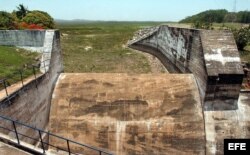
0,0,250,21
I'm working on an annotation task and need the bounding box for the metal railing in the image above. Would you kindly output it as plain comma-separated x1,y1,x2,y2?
0,59,50,98
0,115,113,155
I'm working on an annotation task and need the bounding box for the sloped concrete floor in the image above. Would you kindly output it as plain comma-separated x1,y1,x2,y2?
50,73,205,155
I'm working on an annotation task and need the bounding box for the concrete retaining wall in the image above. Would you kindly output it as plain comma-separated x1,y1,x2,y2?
0,30,63,144
129,25,244,110
0,30,45,47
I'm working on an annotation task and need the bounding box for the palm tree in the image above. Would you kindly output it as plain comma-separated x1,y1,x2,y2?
16,4,28,19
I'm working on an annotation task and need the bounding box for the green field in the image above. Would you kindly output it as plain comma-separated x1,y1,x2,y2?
57,22,166,73
0,46,39,83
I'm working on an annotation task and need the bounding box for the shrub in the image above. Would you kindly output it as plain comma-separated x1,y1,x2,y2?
192,21,213,30
232,26,250,51
0,11,17,30
18,22,44,30
22,10,55,29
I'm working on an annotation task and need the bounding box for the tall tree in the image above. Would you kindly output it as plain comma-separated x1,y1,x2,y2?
16,4,28,20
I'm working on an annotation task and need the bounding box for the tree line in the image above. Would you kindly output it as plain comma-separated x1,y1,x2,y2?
180,9,250,23
0,4,55,30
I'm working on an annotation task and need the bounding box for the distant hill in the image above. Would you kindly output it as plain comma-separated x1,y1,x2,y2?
180,9,250,23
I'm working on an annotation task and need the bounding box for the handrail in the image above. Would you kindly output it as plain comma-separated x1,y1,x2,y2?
0,115,113,155
0,59,51,98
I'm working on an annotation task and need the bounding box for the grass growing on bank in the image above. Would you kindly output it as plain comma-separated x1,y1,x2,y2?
240,45,250,63
0,46,40,81
57,22,166,73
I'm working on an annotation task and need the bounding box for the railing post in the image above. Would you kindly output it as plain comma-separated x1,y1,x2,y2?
67,140,71,155
19,70,24,87
3,79,8,97
12,121,20,145
44,61,46,73
32,66,38,88
39,130,45,154
33,66,37,79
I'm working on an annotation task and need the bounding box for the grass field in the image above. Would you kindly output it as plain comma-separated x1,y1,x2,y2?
58,22,250,74
0,46,39,82
212,23,249,30
57,22,169,73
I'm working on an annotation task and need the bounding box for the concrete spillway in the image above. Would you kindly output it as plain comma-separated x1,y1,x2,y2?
0,27,249,155
50,73,205,155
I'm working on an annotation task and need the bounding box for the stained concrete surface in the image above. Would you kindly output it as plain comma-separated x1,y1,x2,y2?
204,93,250,155
50,73,205,155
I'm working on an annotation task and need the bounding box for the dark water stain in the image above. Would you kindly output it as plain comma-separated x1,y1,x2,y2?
71,122,88,131
102,82,114,87
59,83,70,88
166,109,180,115
215,125,222,131
83,79,99,84
96,126,109,148
212,116,227,121
162,134,205,150
69,97,95,104
127,125,139,145
165,92,197,117
82,100,148,121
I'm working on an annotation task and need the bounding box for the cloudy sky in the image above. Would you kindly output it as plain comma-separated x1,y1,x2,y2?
1,0,250,21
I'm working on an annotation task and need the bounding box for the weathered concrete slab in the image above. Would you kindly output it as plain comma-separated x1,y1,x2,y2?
50,73,205,155
204,93,250,155
200,30,242,76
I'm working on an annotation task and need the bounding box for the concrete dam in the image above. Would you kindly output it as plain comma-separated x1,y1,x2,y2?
0,26,249,155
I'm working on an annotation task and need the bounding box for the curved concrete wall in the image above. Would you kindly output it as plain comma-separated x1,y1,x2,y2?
0,30,63,144
129,25,244,111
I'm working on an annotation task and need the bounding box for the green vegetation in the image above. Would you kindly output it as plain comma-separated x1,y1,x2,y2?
180,9,250,24
0,4,55,29
23,10,55,28
0,46,40,82
57,22,164,73
0,11,16,30
232,26,250,50
240,45,250,63
15,4,29,20
180,9,250,62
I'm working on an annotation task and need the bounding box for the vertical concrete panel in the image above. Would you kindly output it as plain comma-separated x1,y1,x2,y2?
0,30,63,144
